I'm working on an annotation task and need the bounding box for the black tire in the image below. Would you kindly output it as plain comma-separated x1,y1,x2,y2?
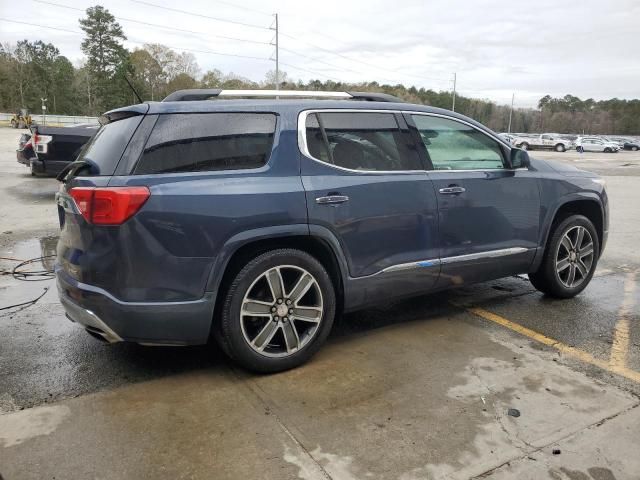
529,215,599,298
30,161,37,176
218,248,336,372
555,144,565,152
604,147,611,153
632,146,639,151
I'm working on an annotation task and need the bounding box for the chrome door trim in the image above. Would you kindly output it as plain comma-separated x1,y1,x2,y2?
381,259,440,274
297,109,517,175
358,247,531,278
440,247,529,265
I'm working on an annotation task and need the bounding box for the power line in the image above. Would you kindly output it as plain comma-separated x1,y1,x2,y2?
205,0,273,17
279,61,334,80
279,47,363,75
33,0,272,45
0,18,271,61
279,31,452,84
130,0,271,31
0,17,80,35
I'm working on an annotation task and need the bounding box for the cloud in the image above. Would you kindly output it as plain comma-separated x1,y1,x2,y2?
1,0,637,106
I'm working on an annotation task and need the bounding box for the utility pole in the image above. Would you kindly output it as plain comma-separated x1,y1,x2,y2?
274,13,279,92
451,72,457,112
508,93,515,133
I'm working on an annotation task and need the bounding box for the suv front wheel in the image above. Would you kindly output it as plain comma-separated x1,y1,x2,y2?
529,215,599,298
218,248,336,372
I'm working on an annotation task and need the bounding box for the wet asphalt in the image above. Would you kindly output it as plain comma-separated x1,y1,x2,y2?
1,128,639,479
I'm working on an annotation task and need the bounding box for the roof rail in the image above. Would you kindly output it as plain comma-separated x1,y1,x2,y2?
161,89,404,103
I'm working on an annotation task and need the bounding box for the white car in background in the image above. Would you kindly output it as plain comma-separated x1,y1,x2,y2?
575,136,619,153
602,136,629,148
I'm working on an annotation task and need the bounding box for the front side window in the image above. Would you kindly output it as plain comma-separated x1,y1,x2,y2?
411,115,505,170
305,112,422,171
134,113,276,174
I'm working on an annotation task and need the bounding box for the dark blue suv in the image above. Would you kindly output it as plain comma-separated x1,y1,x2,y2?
55,89,608,372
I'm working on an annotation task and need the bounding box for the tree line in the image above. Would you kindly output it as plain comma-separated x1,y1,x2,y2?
0,5,638,135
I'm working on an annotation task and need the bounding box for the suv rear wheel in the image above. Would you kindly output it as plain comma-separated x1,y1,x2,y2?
555,143,565,152
529,215,599,298
218,248,336,372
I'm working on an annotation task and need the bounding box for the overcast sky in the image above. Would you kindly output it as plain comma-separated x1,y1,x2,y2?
1,0,639,107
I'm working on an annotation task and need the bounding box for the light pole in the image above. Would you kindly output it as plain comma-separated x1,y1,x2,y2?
41,97,47,126
507,93,514,133
451,73,457,112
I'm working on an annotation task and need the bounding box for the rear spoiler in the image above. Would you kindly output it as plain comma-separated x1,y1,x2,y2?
100,104,149,125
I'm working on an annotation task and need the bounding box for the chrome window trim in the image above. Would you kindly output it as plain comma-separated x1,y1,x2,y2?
297,109,515,175
358,247,532,278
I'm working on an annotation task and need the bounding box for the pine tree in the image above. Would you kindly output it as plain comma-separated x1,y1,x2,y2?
79,5,129,113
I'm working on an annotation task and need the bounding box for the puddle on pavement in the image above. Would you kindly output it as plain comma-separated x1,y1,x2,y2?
6,179,59,202
1,235,58,269
1,235,59,308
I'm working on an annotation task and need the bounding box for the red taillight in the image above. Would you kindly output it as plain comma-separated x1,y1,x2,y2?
69,187,150,225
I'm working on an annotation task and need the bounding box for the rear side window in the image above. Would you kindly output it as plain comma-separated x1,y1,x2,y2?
305,112,422,171
78,115,142,175
134,113,276,175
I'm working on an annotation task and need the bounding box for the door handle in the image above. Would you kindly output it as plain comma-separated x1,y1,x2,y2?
316,195,350,205
438,186,466,195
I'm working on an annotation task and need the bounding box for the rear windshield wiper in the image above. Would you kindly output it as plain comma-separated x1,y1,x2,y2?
56,160,94,183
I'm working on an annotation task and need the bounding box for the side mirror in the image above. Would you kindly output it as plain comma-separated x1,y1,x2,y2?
509,148,530,169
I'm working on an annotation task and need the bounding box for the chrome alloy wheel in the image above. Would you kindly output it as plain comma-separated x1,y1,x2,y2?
240,265,323,357
555,226,594,288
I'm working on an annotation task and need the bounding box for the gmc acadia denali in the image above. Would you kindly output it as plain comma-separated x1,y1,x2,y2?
55,89,608,372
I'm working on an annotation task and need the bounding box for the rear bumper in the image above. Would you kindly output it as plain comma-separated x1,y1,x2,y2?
56,267,216,345
30,159,70,176
16,149,33,165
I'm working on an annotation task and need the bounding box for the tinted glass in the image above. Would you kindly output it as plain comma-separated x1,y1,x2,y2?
305,112,422,171
78,115,142,175
411,115,504,170
135,113,276,174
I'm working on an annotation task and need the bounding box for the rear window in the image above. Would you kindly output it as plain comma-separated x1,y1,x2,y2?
134,113,277,175
78,115,143,175
305,112,422,171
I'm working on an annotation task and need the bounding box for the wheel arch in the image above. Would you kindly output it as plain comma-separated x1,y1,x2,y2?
205,225,348,337
532,194,604,271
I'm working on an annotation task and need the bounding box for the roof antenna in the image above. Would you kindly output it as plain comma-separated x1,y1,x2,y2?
123,75,143,104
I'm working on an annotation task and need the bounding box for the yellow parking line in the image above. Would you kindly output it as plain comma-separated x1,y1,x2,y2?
466,306,640,384
609,271,637,369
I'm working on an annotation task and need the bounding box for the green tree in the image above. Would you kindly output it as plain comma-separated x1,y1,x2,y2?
130,49,163,100
79,5,130,113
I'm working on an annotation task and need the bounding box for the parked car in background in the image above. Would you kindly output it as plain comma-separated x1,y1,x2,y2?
16,132,35,170
512,133,573,152
28,123,97,176
576,137,619,153
55,89,608,372
601,137,628,148
498,133,516,144
622,139,639,151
